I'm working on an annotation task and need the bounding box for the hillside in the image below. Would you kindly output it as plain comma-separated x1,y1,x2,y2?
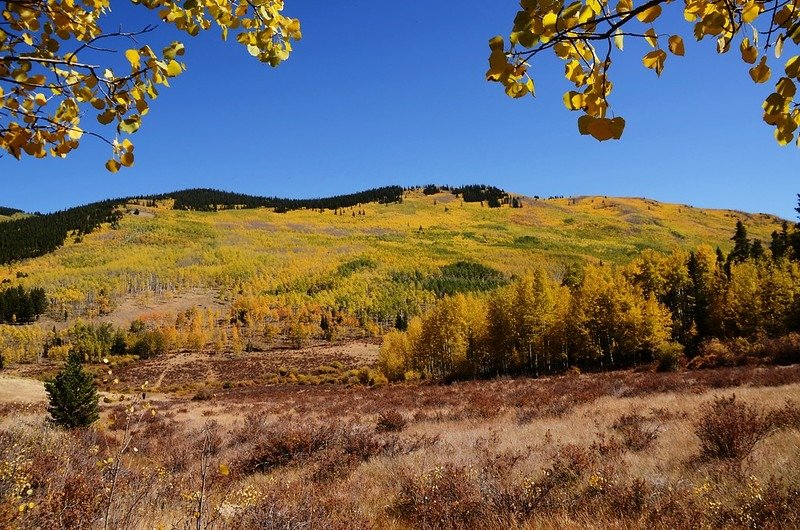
0,206,25,222
0,187,785,327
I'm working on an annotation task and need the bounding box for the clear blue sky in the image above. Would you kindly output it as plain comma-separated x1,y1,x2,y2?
2,1,797,219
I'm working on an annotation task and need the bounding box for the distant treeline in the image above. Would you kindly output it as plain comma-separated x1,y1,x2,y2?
0,186,405,264
0,200,123,264
418,184,520,208
0,207,23,217
156,186,404,212
0,286,47,323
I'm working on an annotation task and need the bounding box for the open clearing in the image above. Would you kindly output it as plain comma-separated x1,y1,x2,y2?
0,375,46,403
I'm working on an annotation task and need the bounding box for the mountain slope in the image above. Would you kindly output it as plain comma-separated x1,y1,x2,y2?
1,189,784,324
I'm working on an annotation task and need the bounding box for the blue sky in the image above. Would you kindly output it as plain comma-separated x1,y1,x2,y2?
2,1,798,219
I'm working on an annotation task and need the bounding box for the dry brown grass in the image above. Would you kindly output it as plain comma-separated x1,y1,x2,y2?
2,365,800,529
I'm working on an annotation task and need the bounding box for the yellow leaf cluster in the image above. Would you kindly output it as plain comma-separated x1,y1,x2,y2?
490,0,800,148
0,0,300,169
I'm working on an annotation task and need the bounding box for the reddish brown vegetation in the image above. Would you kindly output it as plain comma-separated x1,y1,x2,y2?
1,364,800,528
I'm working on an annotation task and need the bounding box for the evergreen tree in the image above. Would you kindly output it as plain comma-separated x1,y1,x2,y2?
687,250,712,343
729,221,751,264
715,247,726,268
770,222,790,260
394,312,408,331
44,353,99,429
750,239,765,261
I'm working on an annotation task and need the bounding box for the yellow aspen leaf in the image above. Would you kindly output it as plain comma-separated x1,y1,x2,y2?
562,1,583,20
505,81,530,98
740,38,758,64
565,60,587,85
542,12,558,30
120,116,141,133
163,42,186,60
749,56,771,83
125,49,140,69
121,138,134,151
105,159,121,173
775,77,796,98
642,50,667,76
786,56,800,78
617,0,632,14
609,116,626,139
563,91,585,110
577,6,595,24
97,111,115,125
577,114,594,135
554,42,574,59
636,4,662,23
774,122,794,145
668,35,685,56
67,127,83,140
120,152,134,167
34,93,47,105
166,60,183,77
614,29,624,50
773,6,793,27
219,464,230,476
763,93,788,117
789,22,800,44
587,117,615,141
487,49,509,81
741,1,760,24
775,35,784,59
645,28,658,48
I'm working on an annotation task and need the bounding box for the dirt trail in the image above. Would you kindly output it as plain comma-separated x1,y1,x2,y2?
0,376,47,403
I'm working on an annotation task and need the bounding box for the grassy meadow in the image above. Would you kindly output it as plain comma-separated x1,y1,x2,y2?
2,364,800,529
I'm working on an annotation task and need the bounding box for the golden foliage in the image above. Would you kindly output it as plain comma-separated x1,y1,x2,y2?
0,0,299,166
490,0,800,146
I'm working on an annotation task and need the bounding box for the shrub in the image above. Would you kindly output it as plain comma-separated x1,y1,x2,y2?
44,354,99,428
403,369,422,382
239,423,335,473
695,394,774,461
358,367,387,387
129,330,166,359
191,389,214,401
689,338,734,369
392,464,488,529
757,333,800,365
612,412,660,452
376,410,407,433
655,342,684,372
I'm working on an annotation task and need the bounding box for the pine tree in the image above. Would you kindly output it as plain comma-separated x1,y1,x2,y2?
770,222,790,260
44,353,99,428
729,221,751,264
750,239,765,260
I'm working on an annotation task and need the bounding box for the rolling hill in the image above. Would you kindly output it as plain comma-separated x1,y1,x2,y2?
0,186,786,328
